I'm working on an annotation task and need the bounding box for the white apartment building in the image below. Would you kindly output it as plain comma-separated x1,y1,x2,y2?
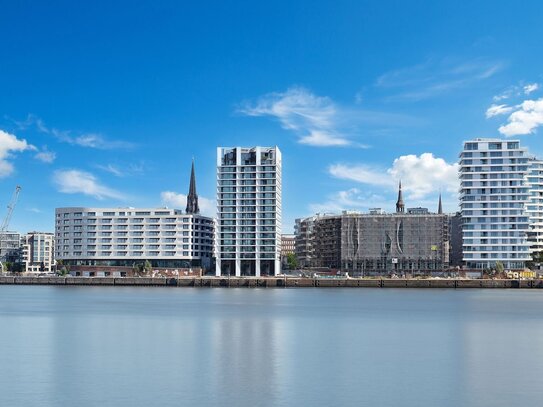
55,207,214,272
22,232,54,273
527,158,543,254
216,146,282,276
459,139,531,270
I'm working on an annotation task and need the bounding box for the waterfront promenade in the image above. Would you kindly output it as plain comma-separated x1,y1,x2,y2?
1,276,542,288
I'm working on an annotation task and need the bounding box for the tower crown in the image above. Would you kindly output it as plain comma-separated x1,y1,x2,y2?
186,159,200,214
396,181,405,213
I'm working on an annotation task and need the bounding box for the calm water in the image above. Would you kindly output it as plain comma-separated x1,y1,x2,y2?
1,286,543,407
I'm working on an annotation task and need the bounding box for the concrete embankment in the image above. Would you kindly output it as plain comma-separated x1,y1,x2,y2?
1,276,543,288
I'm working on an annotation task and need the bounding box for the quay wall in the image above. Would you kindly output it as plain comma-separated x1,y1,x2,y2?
1,276,543,289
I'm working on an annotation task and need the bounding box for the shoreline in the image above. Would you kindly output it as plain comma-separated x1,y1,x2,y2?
0,276,541,289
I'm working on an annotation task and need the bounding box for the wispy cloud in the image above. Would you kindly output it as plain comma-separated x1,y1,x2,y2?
524,83,539,95
0,129,35,177
53,169,126,200
329,153,459,200
377,57,503,101
493,82,540,101
309,188,389,214
237,86,421,147
498,98,543,136
486,104,514,118
34,146,56,163
238,86,352,147
160,191,215,217
15,114,135,150
95,162,145,178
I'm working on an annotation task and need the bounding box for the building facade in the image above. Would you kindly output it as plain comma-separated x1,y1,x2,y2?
449,212,463,267
281,234,295,256
216,146,282,276
55,163,214,276
304,210,449,275
294,217,314,268
22,232,54,273
527,158,543,255
0,231,22,264
459,139,531,270
55,207,214,275
297,187,449,275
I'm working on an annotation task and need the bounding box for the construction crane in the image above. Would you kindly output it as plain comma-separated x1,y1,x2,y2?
0,186,22,274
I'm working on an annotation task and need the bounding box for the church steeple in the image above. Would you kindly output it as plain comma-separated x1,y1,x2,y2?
438,193,443,214
396,181,405,213
185,159,200,214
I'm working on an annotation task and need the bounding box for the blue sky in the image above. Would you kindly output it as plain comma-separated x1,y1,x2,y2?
2,0,543,233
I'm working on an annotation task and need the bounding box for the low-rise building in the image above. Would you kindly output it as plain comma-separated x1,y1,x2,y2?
0,231,22,264
281,234,295,267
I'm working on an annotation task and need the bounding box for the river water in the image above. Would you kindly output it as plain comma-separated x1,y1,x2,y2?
1,286,542,407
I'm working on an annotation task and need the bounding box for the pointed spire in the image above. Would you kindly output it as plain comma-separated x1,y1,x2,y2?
396,180,404,213
438,193,443,214
185,159,200,214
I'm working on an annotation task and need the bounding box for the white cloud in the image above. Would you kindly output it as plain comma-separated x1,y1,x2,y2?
524,83,539,95
238,86,352,147
329,153,459,200
388,153,459,199
53,170,126,200
34,146,56,163
493,82,540,101
0,129,34,177
486,104,514,118
160,191,215,217
498,98,543,136
299,130,350,146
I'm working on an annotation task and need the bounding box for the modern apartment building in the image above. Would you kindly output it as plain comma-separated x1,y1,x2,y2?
527,158,543,255
459,139,531,270
22,232,54,273
216,146,282,276
55,164,214,275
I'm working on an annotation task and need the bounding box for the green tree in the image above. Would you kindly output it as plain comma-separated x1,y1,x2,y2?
495,261,504,275
144,260,152,273
286,253,298,270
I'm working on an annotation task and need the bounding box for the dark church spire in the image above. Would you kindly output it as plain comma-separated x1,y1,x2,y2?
185,159,200,214
396,181,405,213
438,193,443,214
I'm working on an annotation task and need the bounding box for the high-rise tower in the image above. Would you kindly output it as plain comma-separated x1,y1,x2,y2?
459,138,531,270
216,146,282,277
185,159,200,214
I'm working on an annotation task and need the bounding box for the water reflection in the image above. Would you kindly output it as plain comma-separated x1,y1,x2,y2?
2,287,543,407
